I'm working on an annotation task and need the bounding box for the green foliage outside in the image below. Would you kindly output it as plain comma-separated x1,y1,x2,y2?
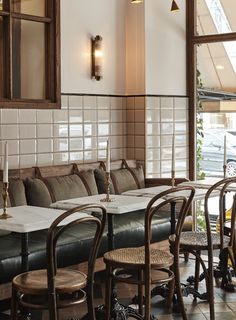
196,69,206,231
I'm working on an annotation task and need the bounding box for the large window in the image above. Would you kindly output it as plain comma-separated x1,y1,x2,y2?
187,0,236,180
0,0,60,109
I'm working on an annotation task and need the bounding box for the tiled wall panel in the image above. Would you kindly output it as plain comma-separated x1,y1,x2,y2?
0,94,127,168
0,94,189,179
146,96,189,178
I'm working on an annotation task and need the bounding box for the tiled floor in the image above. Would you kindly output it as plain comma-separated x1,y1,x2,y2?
39,255,236,319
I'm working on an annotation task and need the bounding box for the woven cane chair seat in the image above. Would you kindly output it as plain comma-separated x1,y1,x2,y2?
13,269,87,295
104,246,173,268
170,231,230,250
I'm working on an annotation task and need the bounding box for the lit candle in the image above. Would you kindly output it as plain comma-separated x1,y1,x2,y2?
106,139,110,173
224,134,227,168
172,135,175,173
3,141,8,183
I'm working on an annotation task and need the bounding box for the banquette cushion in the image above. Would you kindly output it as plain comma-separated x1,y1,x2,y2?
44,174,89,202
110,168,138,194
24,178,52,207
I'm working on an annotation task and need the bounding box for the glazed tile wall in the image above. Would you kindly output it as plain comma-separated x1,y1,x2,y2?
0,94,189,179
0,94,127,169
146,96,189,178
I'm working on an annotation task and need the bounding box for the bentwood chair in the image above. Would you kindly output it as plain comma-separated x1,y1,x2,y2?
170,176,236,320
11,204,106,320
103,186,195,320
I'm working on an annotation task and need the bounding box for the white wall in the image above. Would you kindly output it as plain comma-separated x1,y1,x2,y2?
125,2,145,95
61,0,186,96
145,0,186,95
61,0,127,95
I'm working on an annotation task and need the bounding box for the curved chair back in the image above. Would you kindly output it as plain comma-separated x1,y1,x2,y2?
145,185,195,249
46,204,106,319
205,176,236,250
143,186,195,320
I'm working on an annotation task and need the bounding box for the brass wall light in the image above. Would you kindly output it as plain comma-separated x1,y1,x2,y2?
131,0,143,3
171,0,179,12
91,35,103,81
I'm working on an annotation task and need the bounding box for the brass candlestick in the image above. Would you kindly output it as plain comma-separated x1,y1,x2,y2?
171,170,176,188
0,182,12,219
100,172,113,202
223,164,227,179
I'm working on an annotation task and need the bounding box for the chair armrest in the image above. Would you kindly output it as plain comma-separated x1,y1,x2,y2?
145,178,189,188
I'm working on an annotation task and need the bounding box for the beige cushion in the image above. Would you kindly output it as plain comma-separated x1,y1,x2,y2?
9,179,27,207
78,170,98,195
24,178,52,207
45,174,89,202
131,166,145,188
94,169,115,194
110,168,138,194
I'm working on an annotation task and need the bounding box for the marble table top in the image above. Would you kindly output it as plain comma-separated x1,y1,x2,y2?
0,205,89,233
51,194,154,215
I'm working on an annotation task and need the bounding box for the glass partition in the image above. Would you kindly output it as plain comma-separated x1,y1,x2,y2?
12,0,45,17
12,19,46,99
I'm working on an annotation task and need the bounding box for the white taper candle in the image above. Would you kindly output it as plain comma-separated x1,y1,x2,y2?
3,141,8,183
172,135,175,173
224,134,227,168
106,139,110,173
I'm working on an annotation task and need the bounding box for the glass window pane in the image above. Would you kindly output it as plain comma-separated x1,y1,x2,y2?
197,0,236,35
12,0,45,17
12,19,46,99
197,41,236,96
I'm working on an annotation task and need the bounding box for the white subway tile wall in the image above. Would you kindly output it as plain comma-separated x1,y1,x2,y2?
146,96,189,178
0,94,189,178
0,95,127,168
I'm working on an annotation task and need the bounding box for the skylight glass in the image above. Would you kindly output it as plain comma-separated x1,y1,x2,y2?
205,0,236,74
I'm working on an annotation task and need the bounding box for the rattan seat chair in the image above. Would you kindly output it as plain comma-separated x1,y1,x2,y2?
169,177,236,320
11,204,106,320
104,186,195,320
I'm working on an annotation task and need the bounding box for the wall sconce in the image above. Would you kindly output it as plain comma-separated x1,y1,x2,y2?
131,0,143,3
91,35,103,81
171,0,179,12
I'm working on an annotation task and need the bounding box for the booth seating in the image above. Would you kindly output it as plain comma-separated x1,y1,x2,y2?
0,160,190,305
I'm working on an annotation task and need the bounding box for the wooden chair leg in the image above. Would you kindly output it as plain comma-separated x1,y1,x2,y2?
105,264,112,320
166,278,175,309
11,285,18,320
184,252,189,262
48,292,58,320
138,270,144,316
207,251,215,320
174,256,187,320
144,271,151,320
194,250,201,293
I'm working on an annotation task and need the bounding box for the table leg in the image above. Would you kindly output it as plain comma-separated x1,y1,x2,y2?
20,233,31,320
21,233,30,272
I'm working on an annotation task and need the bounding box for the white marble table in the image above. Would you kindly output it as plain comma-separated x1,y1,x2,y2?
180,177,236,191
51,194,160,253
0,205,89,272
51,194,153,215
122,185,214,201
0,205,89,233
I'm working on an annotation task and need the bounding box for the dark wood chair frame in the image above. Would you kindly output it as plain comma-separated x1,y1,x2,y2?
178,177,236,320
11,204,107,320
104,186,195,320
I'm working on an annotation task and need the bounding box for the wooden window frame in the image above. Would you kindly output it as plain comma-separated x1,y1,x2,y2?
186,0,236,180
0,0,60,109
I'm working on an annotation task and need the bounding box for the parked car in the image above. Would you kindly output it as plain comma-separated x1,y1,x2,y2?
200,129,236,177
